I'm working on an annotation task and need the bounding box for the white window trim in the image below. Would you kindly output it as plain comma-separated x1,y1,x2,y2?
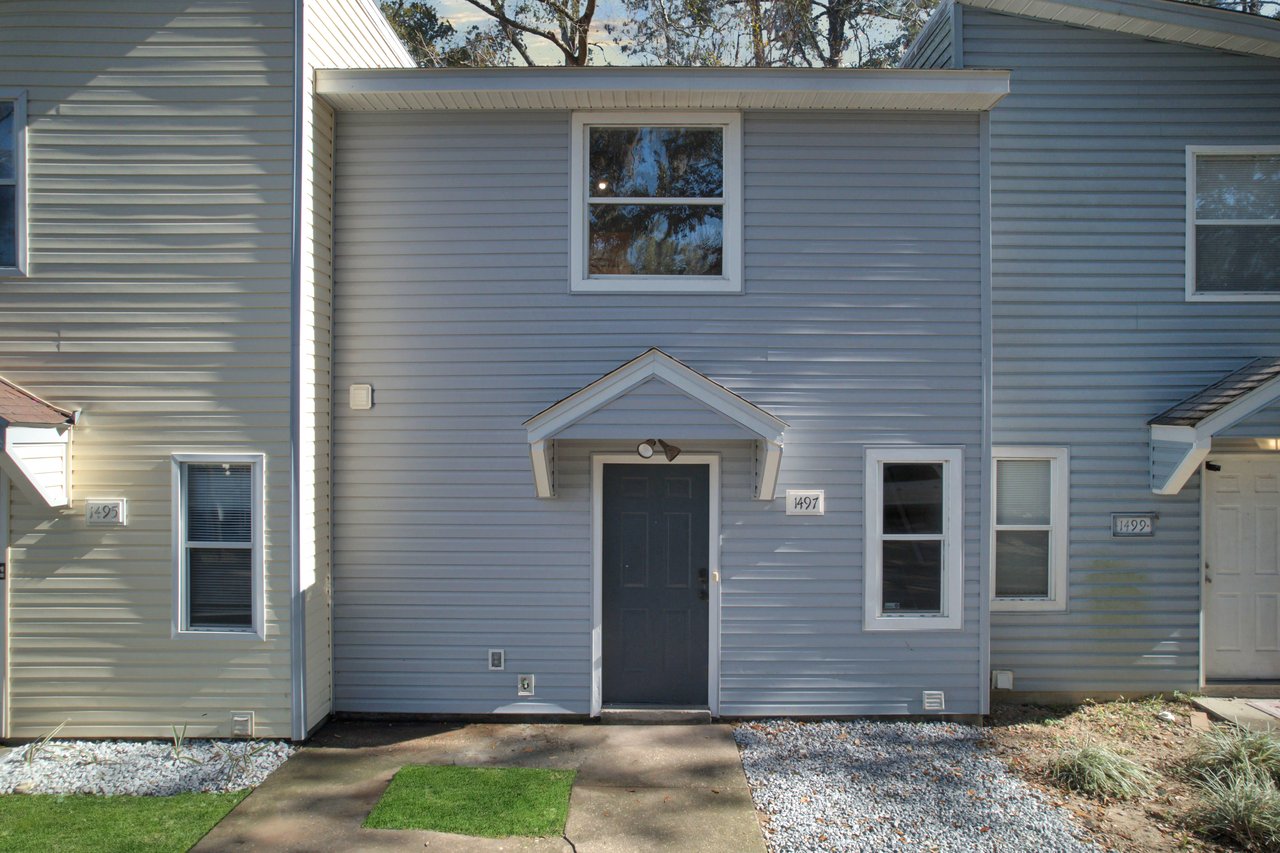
0,90,28,278
991,446,1069,613
1185,145,1280,303
171,453,266,639
863,446,964,631
570,111,743,294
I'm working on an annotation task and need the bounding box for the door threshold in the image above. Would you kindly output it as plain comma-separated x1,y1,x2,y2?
600,707,713,725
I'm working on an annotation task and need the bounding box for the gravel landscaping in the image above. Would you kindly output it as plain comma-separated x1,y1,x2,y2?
0,738,294,796
734,719,1102,853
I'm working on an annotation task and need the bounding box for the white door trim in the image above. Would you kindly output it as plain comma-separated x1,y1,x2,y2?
590,453,721,717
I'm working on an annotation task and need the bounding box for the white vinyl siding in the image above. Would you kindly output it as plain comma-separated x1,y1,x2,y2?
1186,147,1280,301
0,90,25,275
863,447,964,631
570,111,742,293
992,446,1068,612
0,0,295,739
173,455,264,638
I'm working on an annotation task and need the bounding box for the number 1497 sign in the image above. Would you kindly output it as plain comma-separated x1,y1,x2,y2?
786,490,825,516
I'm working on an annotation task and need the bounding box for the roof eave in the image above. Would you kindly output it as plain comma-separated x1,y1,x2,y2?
316,67,1011,112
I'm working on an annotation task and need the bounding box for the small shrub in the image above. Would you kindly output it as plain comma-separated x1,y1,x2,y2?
1048,743,1152,799
1189,763,1280,851
1191,725,1280,784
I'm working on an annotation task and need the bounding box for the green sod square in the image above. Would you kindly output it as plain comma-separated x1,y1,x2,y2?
364,765,576,838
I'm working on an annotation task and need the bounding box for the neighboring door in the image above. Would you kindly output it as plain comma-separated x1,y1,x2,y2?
602,464,709,706
1205,456,1280,681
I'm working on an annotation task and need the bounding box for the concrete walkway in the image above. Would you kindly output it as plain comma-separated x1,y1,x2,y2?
194,721,766,853
1193,696,1280,734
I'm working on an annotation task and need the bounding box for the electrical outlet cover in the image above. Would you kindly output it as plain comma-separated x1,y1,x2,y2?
488,649,505,671
517,674,535,696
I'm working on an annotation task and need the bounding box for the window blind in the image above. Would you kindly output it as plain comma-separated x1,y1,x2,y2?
186,463,253,629
996,459,1051,526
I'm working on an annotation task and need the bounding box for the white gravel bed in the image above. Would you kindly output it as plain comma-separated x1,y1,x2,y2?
0,737,294,796
735,719,1103,853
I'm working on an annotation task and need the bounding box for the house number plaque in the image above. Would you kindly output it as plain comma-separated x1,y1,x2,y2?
85,499,127,527
1111,513,1156,537
786,490,825,516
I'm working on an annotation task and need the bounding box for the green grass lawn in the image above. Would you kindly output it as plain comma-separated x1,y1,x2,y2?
364,765,576,838
0,791,248,853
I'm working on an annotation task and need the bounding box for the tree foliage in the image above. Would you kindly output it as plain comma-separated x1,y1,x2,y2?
609,0,938,67
379,1,513,66
382,0,1280,68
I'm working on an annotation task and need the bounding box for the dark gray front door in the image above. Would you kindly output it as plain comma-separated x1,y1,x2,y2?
602,464,710,707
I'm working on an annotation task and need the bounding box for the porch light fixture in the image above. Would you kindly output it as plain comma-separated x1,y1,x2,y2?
636,439,682,461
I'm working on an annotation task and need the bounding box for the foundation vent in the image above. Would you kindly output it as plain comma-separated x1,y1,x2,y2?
922,691,946,712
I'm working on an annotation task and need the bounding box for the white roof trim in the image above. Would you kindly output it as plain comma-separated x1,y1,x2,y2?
1,424,72,507
316,67,1011,112
1149,373,1280,494
961,0,1280,60
524,349,788,500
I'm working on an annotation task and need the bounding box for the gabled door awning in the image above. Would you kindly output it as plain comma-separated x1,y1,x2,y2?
1149,357,1280,495
523,349,787,500
0,376,75,507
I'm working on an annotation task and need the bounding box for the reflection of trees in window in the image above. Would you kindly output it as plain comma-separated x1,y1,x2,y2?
589,128,723,198
587,126,725,277
1195,154,1280,293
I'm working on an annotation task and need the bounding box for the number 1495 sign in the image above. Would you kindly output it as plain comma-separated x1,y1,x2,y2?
786,490,825,516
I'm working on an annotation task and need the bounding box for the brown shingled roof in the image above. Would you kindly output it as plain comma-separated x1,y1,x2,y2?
0,376,75,427
1149,357,1280,427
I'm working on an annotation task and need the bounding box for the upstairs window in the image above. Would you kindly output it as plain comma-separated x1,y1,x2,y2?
0,92,26,275
1187,147,1280,300
173,455,264,636
571,112,741,293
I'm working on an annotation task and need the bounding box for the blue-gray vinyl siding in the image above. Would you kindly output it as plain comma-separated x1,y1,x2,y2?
958,7,1280,694
903,1,956,69
330,109,987,716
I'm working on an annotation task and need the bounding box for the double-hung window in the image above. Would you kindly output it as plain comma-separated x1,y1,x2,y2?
571,112,741,293
864,447,964,631
992,447,1069,612
0,91,26,275
1187,147,1280,300
173,455,264,637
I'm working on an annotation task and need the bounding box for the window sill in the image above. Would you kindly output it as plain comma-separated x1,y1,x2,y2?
991,597,1066,613
864,613,962,632
572,277,741,295
0,266,27,279
172,627,265,640
1186,290,1280,303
